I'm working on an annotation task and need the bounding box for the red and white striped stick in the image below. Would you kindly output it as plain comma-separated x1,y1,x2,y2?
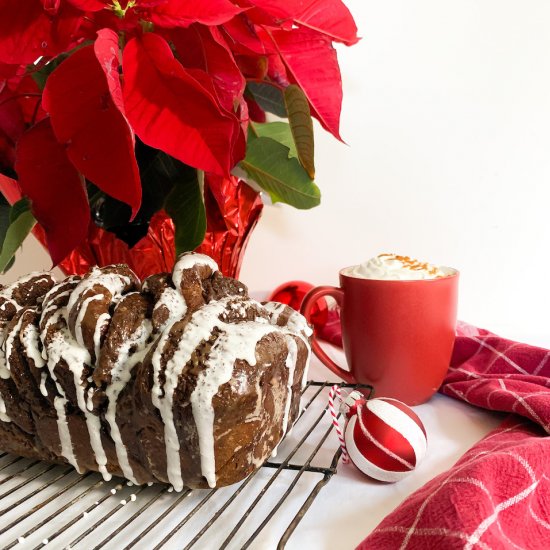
328,384,349,463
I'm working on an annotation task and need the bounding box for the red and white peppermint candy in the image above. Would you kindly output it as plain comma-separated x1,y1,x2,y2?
345,397,427,482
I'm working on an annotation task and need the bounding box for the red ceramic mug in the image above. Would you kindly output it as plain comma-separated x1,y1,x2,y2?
301,267,459,405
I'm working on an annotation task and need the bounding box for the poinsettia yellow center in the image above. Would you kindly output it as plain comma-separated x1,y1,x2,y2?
110,0,136,19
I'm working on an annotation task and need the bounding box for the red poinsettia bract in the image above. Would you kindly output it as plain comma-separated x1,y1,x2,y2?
15,118,90,265
43,31,142,215
0,0,358,266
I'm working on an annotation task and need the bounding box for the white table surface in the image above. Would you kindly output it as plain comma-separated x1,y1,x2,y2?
282,348,504,550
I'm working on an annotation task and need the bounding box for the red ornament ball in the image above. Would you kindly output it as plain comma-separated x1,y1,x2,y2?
267,281,329,331
345,397,427,482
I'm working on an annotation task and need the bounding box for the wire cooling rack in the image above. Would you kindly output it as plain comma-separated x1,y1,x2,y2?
0,381,372,549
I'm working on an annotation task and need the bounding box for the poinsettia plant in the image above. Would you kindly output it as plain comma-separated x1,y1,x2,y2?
0,0,357,272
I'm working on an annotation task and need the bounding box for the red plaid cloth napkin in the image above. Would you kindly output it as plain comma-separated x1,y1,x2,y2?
357,322,550,549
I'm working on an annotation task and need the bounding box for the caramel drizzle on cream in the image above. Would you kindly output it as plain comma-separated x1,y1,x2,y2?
379,253,444,278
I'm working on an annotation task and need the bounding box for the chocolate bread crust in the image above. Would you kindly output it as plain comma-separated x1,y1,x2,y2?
0,255,311,489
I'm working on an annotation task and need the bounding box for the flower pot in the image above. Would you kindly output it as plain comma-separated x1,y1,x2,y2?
60,175,263,280
0,173,263,280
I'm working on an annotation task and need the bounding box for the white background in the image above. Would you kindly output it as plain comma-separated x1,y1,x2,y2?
4,0,550,346
0,5,539,546
242,0,550,346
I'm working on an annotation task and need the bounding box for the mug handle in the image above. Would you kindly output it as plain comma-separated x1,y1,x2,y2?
301,286,356,383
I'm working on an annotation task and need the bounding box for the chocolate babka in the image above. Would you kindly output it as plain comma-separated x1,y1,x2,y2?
0,253,311,490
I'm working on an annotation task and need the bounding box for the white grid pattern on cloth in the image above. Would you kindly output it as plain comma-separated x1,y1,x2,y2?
498,380,550,434
392,445,542,550
513,390,550,400
529,475,550,532
360,326,550,550
486,341,523,373
481,421,526,442
445,384,467,402
468,337,529,375
532,350,550,376
463,479,539,549
461,451,540,550
376,526,492,550
463,378,490,401
377,417,539,549
454,477,529,550
395,444,517,550
449,366,482,379
530,505,550,531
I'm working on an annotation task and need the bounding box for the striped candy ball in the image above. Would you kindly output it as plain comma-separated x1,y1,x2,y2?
344,397,427,482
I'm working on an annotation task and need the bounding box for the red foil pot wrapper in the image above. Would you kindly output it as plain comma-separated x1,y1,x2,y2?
0,173,263,281
195,174,263,278
57,210,178,279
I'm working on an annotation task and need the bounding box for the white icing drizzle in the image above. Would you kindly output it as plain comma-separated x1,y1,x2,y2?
261,301,312,389
300,340,312,389
85,413,109,479
0,255,313,492
4,272,51,291
21,323,46,369
172,253,218,292
74,294,102,350
271,336,299,458
39,277,79,322
2,313,26,377
286,310,313,337
42,311,111,479
0,330,11,379
39,371,48,397
151,299,229,491
67,269,132,318
153,287,187,330
105,318,152,484
191,320,279,488
41,287,72,313
261,301,286,324
281,337,298,438
0,393,10,422
93,313,110,364
39,281,79,360
66,269,132,356
282,309,312,389
152,294,297,490
35,269,137,480
53,394,80,472
0,272,53,380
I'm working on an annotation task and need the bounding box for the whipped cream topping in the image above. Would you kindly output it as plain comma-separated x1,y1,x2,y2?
347,254,447,280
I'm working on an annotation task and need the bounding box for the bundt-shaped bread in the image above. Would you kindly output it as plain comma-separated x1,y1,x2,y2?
0,253,311,489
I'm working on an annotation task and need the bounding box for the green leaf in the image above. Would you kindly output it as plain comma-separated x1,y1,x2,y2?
239,136,320,209
246,82,287,118
9,196,31,223
284,85,315,179
0,197,36,273
164,162,206,254
250,121,297,158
